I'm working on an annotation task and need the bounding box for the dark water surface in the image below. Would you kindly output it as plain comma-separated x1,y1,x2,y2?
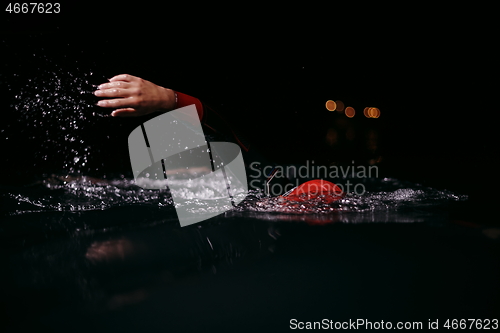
2,175,499,332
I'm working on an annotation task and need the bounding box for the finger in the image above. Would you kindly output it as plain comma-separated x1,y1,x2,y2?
96,97,135,108
109,74,138,82
97,81,131,90
111,108,137,117
94,88,131,98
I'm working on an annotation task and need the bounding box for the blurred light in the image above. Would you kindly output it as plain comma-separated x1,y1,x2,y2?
345,107,355,118
326,100,336,111
363,107,370,118
368,107,376,118
364,107,381,118
335,100,345,112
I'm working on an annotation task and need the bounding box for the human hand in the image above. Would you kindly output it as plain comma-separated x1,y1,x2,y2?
94,74,176,117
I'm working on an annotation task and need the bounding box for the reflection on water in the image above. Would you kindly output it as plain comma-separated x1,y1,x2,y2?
85,238,136,263
4,214,279,312
2,191,497,332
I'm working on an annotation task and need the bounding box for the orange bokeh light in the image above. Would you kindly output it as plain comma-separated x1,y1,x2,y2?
363,107,370,118
364,107,380,118
370,107,380,118
369,108,376,118
326,100,337,111
345,106,355,118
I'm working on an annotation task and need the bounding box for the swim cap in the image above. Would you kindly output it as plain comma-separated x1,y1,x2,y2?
282,179,344,203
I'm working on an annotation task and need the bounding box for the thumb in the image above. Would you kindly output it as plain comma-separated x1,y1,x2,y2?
111,108,137,117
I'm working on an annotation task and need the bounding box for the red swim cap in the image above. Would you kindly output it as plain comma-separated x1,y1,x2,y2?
282,179,344,203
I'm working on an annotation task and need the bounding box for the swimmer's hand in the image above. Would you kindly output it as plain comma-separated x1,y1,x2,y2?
94,74,176,117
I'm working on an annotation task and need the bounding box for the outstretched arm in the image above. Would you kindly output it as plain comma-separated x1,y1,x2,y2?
94,74,176,117
94,74,205,121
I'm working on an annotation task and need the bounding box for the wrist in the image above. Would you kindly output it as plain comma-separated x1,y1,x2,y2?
160,87,177,112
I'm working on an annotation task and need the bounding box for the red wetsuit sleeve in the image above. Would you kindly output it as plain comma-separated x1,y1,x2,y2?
173,91,250,152
174,91,204,121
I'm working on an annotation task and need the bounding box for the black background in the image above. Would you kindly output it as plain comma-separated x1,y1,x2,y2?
1,4,497,212
1,5,499,332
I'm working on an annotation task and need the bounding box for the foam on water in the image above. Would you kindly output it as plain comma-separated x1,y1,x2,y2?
0,175,467,221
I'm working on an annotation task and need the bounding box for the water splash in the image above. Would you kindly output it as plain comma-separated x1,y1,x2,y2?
1,176,173,216
1,44,112,177
0,175,467,221
238,182,466,214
